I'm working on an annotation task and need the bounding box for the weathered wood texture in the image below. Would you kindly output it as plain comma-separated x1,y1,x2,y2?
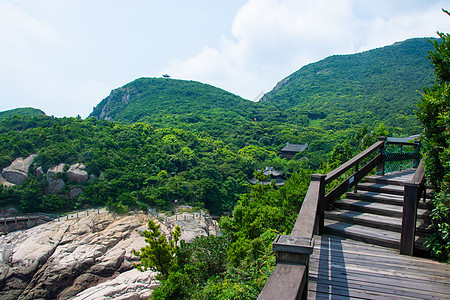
308,235,450,300
401,161,426,255
258,264,307,300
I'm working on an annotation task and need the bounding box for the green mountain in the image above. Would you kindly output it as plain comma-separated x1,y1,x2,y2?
260,38,436,133
90,77,256,123
89,77,296,153
0,107,45,120
90,39,435,160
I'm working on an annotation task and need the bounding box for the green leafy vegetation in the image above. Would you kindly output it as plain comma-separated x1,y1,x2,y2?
133,219,181,280
89,38,435,168
141,171,312,299
0,107,45,120
416,14,450,262
262,38,435,136
0,115,254,214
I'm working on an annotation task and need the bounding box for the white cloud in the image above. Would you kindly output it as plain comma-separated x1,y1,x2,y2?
166,0,450,101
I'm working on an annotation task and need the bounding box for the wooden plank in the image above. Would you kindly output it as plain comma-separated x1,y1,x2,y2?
325,141,384,184
325,209,402,231
324,219,401,248
309,269,450,297
310,246,449,273
312,236,450,274
401,182,420,255
309,251,450,284
313,236,448,266
357,182,405,195
309,252,450,280
309,275,450,299
309,281,420,300
334,199,432,218
325,154,382,206
258,263,307,300
291,175,324,238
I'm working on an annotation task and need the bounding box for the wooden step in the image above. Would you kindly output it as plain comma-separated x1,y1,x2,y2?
364,173,414,186
356,182,405,196
324,219,427,251
324,219,400,249
363,176,434,198
325,209,432,236
335,199,432,219
346,191,434,209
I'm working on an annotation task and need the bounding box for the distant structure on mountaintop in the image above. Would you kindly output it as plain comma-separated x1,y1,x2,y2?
280,142,308,159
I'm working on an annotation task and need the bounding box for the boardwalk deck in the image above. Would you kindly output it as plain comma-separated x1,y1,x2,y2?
308,235,450,299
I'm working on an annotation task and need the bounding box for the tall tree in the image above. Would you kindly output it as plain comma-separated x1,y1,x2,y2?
415,9,450,261
133,219,181,279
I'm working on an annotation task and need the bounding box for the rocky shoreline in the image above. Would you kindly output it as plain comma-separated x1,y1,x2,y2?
0,208,217,299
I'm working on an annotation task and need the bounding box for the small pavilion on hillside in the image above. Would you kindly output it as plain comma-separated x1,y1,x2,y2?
280,142,308,159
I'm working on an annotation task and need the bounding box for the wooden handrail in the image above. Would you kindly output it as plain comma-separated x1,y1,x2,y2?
291,175,325,238
325,141,384,184
400,160,426,255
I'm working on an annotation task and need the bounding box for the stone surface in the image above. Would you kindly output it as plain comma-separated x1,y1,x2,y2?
35,166,44,180
67,163,89,183
0,209,217,299
0,154,37,186
45,163,66,194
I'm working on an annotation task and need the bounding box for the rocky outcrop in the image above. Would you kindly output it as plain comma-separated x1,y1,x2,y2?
0,209,217,299
45,163,65,194
0,154,37,186
67,163,88,183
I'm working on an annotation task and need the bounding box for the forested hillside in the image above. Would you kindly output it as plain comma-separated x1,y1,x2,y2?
0,115,258,214
261,38,436,134
0,107,45,120
89,38,436,166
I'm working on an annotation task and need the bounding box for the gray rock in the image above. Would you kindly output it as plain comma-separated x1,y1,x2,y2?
67,163,88,183
1,154,37,186
35,166,44,180
45,163,65,194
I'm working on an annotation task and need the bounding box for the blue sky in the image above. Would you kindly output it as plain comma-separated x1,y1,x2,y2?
0,0,449,118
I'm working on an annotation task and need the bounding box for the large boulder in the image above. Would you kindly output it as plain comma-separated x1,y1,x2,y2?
1,154,37,186
67,163,89,183
45,163,65,194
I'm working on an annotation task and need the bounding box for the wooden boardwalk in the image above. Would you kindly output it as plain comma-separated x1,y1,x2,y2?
258,142,448,300
308,235,450,299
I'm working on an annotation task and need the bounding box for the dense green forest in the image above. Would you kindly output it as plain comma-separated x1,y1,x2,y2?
0,107,45,120
262,38,436,135
0,37,437,216
0,115,266,214
89,38,435,166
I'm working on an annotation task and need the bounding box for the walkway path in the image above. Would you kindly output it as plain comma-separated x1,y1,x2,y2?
308,235,450,299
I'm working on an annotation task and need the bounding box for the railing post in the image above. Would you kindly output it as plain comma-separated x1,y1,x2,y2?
413,140,421,168
354,162,359,193
268,235,314,300
400,182,420,255
376,136,386,175
311,174,326,235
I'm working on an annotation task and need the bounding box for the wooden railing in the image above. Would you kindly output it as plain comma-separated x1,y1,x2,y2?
258,137,426,299
400,160,426,255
